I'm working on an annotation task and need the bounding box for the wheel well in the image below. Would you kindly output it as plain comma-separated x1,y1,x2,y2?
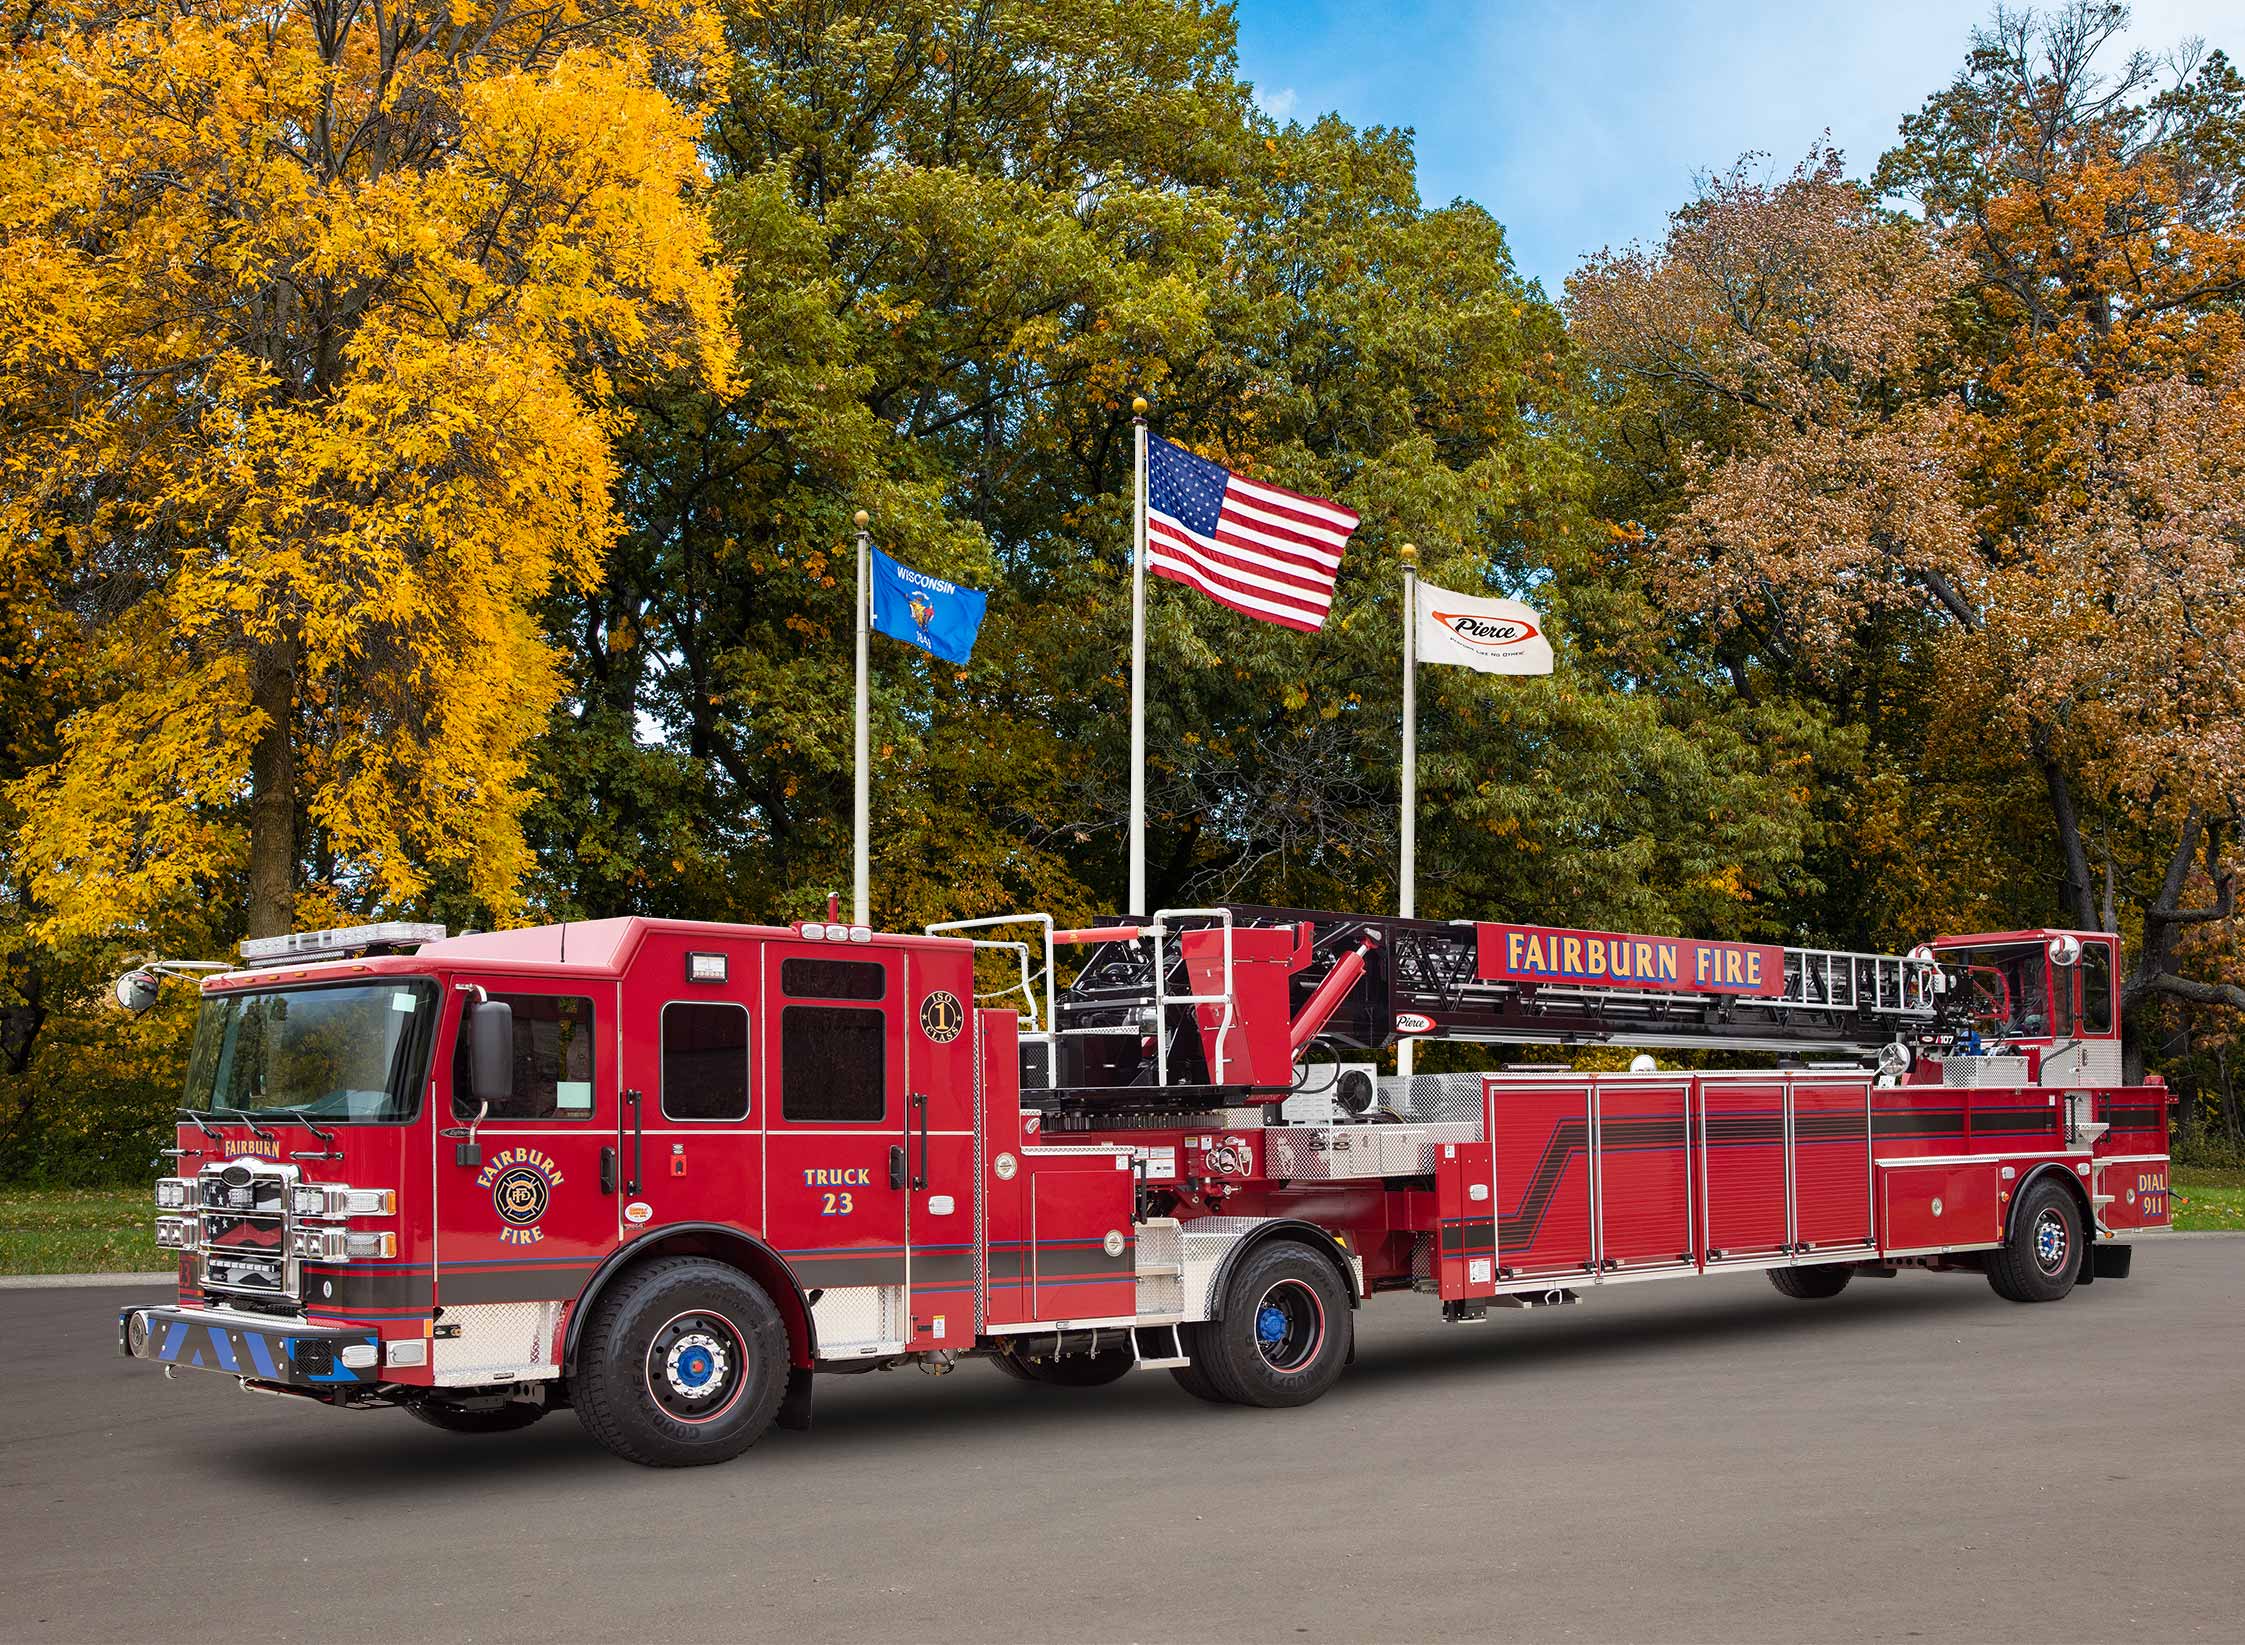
563,1227,816,1372
1207,1220,1361,1318
2009,1163,2095,1249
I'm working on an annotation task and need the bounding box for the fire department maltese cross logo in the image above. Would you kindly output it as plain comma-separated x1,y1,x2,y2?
477,1146,564,1244
918,990,964,1044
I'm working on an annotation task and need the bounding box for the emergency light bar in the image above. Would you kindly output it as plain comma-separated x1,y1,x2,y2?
238,922,447,966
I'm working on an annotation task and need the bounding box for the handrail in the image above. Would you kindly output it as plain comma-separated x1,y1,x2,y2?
925,913,1056,1036
1150,907,1234,1087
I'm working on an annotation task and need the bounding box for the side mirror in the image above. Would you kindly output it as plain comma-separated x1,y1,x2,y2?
469,999,515,1106
113,970,161,1015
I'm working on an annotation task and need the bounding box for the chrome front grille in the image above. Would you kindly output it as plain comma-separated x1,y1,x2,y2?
196,1162,301,1302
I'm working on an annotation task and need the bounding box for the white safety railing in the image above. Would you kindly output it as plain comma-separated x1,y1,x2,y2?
924,913,1055,1034
1149,907,1235,1088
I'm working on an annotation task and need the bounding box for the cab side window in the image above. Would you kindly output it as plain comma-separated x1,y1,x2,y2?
2080,943,2114,1035
781,1007,885,1122
453,995,596,1120
777,957,889,1123
662,1002,750,1121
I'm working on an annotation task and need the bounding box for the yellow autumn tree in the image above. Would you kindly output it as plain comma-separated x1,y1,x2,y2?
0,0,733,941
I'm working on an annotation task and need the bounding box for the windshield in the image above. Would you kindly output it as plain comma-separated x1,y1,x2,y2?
183,981,437,1123
1944,944,2052,1039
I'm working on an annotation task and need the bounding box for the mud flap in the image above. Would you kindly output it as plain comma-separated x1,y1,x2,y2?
776,1364,815,1431
2090,1243,2132,1281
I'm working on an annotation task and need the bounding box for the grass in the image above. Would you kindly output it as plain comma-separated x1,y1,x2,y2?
0,1188,165,1275
2172,1167,2245,1232
1,1168,2241,1278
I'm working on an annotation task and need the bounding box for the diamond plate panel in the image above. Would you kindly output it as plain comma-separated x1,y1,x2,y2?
1133,1217,1185,1318
812,1284,907,1358
431,1301,561,1386
2039,1040,2122,1087
1382,1072,1492,1126
1261,1122,1479,1180
1942,1056,2032,1087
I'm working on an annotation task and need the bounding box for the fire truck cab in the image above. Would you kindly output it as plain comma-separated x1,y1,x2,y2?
117,909,2170,1468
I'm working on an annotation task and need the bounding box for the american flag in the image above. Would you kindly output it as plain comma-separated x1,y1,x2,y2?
1145,434,1359,632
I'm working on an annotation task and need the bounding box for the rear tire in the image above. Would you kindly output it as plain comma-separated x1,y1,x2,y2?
574,1256,789,1467
995,1344,1133,1386
1987,1178,2082,1304
403,1397,546,1435
1768,1263,1854,1300
1195,1241,1352,1409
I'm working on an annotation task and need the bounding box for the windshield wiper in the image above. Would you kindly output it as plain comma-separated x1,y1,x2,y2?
176,1108,221,1142
261,1111,340,1149
213,1106,276,1141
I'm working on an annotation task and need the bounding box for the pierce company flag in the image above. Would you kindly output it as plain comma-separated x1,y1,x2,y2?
1414,580,1553,675
1145,434,1359,631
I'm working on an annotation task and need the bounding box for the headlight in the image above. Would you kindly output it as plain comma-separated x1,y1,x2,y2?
290,1184,398,1219
154,1178,191,1210
287,1227,395,1261
155,1216,198,1251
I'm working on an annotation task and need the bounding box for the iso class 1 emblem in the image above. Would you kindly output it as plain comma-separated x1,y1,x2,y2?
477,1146,563,1245
918,989,965,1044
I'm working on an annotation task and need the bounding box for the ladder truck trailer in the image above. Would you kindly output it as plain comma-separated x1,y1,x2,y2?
115,906,2169,1466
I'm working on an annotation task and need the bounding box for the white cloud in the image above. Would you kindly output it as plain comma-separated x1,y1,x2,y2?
1262,84,1300,122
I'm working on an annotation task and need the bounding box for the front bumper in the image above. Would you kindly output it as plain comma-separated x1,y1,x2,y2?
119,1305,380,1389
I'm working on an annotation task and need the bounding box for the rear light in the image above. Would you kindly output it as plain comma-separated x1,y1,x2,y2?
154,1178,191,1209
155,1216,198,1251
287,1227,397,1261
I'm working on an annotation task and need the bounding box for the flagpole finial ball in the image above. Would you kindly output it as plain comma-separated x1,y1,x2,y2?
1132,396,1148,416
1400,541,1417,563
853,510,869,529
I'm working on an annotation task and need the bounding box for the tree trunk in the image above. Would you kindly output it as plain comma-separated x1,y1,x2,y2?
2039,751,2097,929
245,642,299,938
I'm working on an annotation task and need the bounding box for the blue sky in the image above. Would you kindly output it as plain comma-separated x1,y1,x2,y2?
1232,0,2237,294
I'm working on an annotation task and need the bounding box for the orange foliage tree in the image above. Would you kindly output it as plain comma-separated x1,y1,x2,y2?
0,0,734,951
1572,3,2245,1052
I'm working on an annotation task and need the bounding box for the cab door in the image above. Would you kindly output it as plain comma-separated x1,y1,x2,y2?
761,942,911,1356
430,980,618,1380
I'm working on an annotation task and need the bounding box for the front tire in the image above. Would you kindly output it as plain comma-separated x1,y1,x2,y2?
1987,1178,2083,1303
574,1256,789,1467
1194,1241,1352,1408
1768,1263,1854,1300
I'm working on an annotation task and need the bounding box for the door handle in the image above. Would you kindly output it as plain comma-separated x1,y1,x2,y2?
601,1147,618,1196
625,1089,643,1195
888,1145,908,1191
911,1092,929,1190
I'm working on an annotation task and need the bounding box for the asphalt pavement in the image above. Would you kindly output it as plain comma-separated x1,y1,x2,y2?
4,1239,2241,1644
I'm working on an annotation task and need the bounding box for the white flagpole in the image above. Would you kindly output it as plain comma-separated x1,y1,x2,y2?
1129,396,1149,916
853,509,871,927
1398,542,1418,1079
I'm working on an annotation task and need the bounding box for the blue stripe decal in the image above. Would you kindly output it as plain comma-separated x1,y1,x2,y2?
245,1331,279,1378
209,1330,239,1373
161,1322,188,1361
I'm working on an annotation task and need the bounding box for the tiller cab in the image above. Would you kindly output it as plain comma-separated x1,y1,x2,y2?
116,909,2169,1466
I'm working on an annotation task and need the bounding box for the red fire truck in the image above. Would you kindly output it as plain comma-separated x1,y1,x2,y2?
116,906,2170,1466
